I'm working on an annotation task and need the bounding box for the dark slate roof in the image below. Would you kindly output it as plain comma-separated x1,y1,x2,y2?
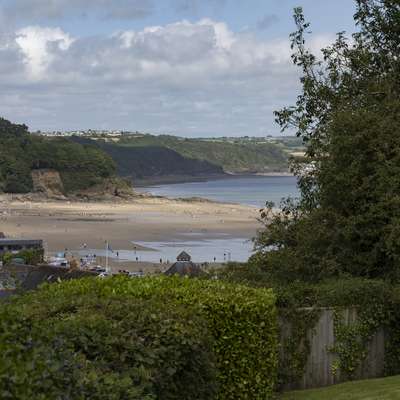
165,261,203,277
176,251,191,261
0,239,43,246
0,264,97,294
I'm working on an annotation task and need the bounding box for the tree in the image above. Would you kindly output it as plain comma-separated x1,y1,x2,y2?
253,0,400,282
0,118,117,194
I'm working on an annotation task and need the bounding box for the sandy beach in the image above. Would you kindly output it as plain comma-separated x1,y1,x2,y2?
0,195,260,257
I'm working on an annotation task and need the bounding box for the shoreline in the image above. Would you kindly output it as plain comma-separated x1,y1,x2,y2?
0,195,259,255
134,171,293,187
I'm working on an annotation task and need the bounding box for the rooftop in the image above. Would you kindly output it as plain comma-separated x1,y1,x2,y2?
177,251,191,262
0,239,43,245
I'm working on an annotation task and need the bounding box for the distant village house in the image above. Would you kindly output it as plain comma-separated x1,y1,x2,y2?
0,237,43,255
165,251,203,277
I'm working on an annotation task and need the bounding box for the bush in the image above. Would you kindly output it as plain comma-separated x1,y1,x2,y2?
0,118,116,194
89,275,278,400
0,276,278,400
1,248,44,265
0,283,217,400
215,264,400,386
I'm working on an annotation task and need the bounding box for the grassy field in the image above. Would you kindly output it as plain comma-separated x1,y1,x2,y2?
281,375,400,400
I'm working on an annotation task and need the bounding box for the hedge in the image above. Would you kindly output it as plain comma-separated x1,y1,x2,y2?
0,276,278,400
0,288,216,400
216,264,400,386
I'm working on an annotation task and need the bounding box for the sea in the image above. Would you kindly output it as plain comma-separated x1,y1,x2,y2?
79,176,299,263
139,175,299,208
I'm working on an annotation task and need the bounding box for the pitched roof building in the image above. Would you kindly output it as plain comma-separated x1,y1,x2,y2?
165,252,203,277
176,251,191,262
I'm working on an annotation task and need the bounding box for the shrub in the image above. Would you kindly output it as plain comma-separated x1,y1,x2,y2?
0,284,217,400
0,276,278,400
1,248,44,265
85,275,278,400
216,264,400,386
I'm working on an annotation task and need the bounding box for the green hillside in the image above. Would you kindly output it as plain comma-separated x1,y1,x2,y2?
0,117,291,194
71,137,224,181
94,134,289,176
0,118,116,194
117,135,288,173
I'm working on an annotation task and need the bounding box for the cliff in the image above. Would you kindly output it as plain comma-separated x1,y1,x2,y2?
31,169,66,199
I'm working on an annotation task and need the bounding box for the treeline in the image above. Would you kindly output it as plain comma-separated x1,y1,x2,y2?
0,118,290,193
71,137,224,180
0,118,116,193
116,134,289,174
72,134,289,182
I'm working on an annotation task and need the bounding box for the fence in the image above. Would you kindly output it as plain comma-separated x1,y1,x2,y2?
281,307,385,390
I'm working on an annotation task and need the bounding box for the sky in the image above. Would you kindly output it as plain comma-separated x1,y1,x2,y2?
0,0,357,137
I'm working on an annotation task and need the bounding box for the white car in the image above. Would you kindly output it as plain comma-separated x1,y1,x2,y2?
128,271,144,278
98,271,112,278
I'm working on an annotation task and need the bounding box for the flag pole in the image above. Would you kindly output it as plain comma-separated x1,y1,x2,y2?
105,240,109,273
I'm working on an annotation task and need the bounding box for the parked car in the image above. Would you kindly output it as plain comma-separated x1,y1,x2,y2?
98,271,112,278
128,271,144,278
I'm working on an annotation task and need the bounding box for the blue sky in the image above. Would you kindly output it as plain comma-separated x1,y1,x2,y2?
0,0,358,136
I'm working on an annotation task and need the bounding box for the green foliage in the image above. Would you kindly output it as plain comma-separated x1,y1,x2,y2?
0,276,278,400
253,1,400,282
375,285,400,377
91,275,278,400
0,118,116,194
72,133,289,180
216,264,400,386
0,280,217,400
1,249,44,265
90,141,224,180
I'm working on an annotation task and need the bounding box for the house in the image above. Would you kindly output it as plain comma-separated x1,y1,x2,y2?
0,238,43,255
165,251,203,277
0,263,97,298
176,251,192,262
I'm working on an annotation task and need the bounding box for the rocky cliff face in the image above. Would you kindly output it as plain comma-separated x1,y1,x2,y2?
29,170,136,201
31,169,66,199
72,177,137,201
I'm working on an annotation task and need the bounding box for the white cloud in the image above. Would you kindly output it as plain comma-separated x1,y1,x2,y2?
16,26,74,79
1,19,336,135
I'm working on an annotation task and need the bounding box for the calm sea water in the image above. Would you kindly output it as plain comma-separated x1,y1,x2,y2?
74,176,299,263
139,175,299,207
79,237,253,263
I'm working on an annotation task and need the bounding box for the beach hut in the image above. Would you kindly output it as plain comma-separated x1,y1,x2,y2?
165,252,203,277
176,251,191,262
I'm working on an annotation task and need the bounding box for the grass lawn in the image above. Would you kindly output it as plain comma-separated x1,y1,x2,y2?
281,375,400,400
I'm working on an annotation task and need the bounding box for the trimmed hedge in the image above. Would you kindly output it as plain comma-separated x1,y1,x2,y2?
216,264,400,386
0,286,216,399
97,276,278,400
0,276,278,400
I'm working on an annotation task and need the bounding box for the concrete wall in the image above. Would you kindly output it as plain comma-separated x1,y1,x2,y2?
281,308,385,390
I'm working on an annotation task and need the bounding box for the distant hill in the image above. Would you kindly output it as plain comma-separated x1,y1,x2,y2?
71,134,289,183
0,118,117,194
71,137,224,182
0,117,293,194
117,135,289,174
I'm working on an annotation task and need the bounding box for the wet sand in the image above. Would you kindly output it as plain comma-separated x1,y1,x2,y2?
0,195,260,255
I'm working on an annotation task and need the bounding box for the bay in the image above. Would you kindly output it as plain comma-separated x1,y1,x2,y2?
81,175,300,263
138,175,299,207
